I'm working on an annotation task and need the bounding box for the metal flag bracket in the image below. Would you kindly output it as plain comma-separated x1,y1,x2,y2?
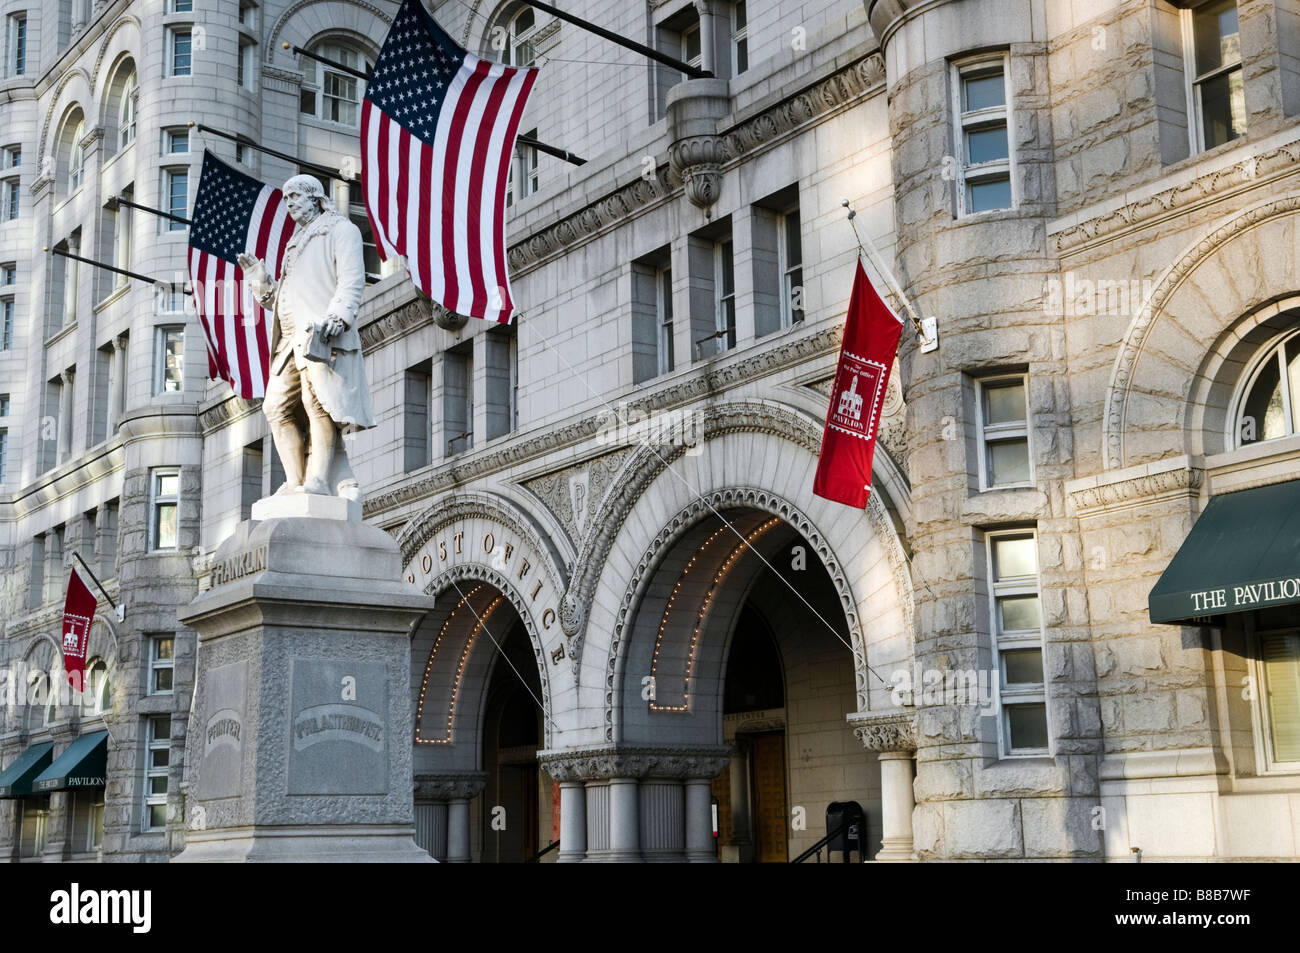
842,200,938,354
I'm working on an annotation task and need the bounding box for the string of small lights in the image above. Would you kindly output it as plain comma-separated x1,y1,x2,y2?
415,585,482,744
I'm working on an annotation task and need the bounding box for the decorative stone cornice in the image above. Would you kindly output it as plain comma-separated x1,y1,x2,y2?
1054,136,1300,255
413,771,487,801
505,53,884,273
847,710,916,752
1067,465,1203,518
361,322,843,519
537,744,731,781
197,395,259,434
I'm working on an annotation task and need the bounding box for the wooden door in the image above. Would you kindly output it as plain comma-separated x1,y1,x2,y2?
750,730,788,863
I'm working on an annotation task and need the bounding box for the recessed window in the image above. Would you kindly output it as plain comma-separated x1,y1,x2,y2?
19,795,50,858
118,71,137,150
164,169,188,230
976,375,1032,488
164,127,189,154
238,1,258,28
1,297,13,349
1235,329,1300,447
86,658,110,714
780,207,803,327
732,1,748,75
149,635,174,694
299,43,370,126
238,40,256,91
7,14,26,77
154,326,184,394
149,469,180,550
713,239,736,354
987,530,1049,757
169,0,193,11
0,393,8,415
0,428,7,483
492,7,537,67
144,715,171,831
2,177,16,220
952,55,1013,215
168,27,192,77
1256,628,1300,765
1184,0,1245,151
67,121,86,195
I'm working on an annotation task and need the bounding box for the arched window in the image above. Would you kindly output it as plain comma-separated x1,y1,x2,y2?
86,658,110,715
66,119,86,195
25,672,49,731
299,41,370,126
493,7,537,67
1235,329,1300,447
117,71,136,150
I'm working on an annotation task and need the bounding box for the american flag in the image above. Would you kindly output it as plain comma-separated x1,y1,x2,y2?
362,0,537,324
187,151,296,398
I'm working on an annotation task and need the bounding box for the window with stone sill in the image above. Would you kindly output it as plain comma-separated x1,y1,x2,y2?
154,325,184,395
985,529,1050,758
143,714,171,831
299,42,371,127
975,374,1032,489
487,5,538,67
1249,609,1300,769
951,53,1014,216
7,14,26,77
1182,0,1245,153
149,635,174,694
1233,328,1300,448
149,469,180,550
167,26,192,78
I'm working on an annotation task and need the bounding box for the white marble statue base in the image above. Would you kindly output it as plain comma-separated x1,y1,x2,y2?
251,492,361,523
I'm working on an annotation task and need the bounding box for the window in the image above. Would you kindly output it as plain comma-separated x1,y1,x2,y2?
1234,329,1300,446
86,658,110,714
404,360,432,471
986,531,1049,757
114,184,133,279
2,297,12,348
19,795,50,858
149,635,174,694
300,43,369,126
168,27,192,77
952,55,1013,215
485,324,517,441
144,715,170,831
164,127,188,154
73,790,105,852
156,282,186,313
68,121,86,195
494,7,537,66
780,207,803,326
2,178,15,220
155,326,184,393
164,169,188,230
1,262,13,284
654,6,702,119
732,1,748,75
444,343,473,456
1255,625,1300,765
169,0,193,11
0,429,6,483
710,239,736,356
0,393,8,415
238,40,256,91
118,71,137,150
3,145,19,169
632,248,674,383
976,375,1031,488
7,14,25,77
149,469,179,550
1184,0,1245,151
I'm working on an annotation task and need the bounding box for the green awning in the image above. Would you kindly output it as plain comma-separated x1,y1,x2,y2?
0,743,54,798
1150,479,1300,625
32,731,108,793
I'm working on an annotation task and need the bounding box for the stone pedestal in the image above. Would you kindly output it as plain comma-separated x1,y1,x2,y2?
172,510,435,863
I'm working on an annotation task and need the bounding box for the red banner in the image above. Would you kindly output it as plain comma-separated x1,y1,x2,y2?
813,261,904,508
61,565,96,692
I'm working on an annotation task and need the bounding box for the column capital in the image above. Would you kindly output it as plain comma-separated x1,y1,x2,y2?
539,744,731,781
413,771,487,801
847,710,917,753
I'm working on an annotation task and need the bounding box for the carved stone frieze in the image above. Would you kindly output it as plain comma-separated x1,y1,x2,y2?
1068,466,1203,518
848,710,917,752
197,395,260,434
520,447,635,547
359,296,436,354
537,744,731,781
413,771,487,801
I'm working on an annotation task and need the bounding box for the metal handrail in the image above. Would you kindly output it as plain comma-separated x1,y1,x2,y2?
524,839,561,863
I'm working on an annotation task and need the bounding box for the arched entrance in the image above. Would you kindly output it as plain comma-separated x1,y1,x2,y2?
604,505,882,862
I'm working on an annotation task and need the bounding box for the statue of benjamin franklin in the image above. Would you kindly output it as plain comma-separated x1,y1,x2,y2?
238,175,375,501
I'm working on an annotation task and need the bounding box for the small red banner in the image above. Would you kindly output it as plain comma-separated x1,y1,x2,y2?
812,261,904,508
61,565,97,692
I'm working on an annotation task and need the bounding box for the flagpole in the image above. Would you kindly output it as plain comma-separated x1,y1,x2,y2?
281,42,588,166
111,194,190,227
523,0,712,79
191,123,348,184
71,551,117,610
44,245,164,286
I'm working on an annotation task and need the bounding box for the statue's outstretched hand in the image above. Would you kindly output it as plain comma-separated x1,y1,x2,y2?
237,253,269,291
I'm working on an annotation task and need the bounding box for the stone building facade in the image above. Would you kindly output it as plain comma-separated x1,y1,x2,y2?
2,0,1299,862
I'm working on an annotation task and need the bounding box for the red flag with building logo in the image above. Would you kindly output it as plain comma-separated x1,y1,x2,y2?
813,260,904,508
60,565,96,692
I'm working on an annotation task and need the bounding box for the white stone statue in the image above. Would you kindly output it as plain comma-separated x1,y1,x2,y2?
238,175,376,501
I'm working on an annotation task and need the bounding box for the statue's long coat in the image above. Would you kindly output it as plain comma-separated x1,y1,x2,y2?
262,211,376,431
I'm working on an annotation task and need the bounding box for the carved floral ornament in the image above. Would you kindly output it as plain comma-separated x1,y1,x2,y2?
847,711,917,752
537,745,732,782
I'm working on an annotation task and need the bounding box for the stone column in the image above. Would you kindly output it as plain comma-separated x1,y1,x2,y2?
684,777,717,862
607,777,640,863
107,335,126,433
58,369,74,462
725,740,754,862
557,780,586,863
174,511,436,862
850,710,917,862
446,799,471,863
694,0,715,74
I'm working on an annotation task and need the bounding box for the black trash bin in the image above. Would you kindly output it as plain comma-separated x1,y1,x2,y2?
825,801,867,862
